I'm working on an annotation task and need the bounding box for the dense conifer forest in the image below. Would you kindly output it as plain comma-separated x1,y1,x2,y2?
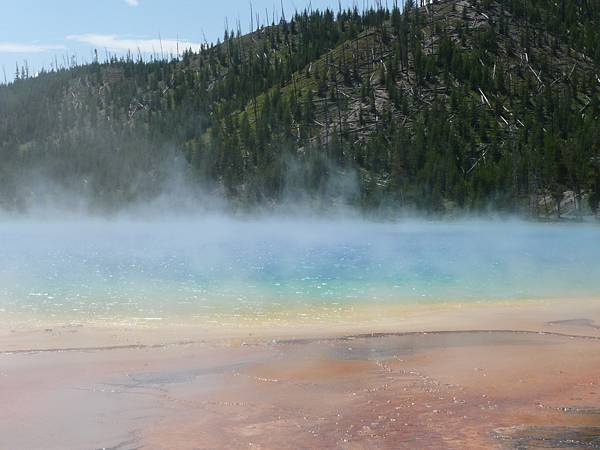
1,0,600,216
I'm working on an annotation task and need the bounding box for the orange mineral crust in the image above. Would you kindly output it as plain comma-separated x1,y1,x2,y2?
2,301,600,449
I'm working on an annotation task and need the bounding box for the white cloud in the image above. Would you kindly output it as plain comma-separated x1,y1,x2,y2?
0,42,65,53
66,34,203,55
124,0,140,6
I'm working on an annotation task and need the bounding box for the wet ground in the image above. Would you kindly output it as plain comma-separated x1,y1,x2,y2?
2,321,600,449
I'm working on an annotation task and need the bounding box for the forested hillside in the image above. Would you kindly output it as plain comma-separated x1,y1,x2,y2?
1,0,600,216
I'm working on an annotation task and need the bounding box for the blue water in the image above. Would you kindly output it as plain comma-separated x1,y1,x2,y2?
0,218,599,324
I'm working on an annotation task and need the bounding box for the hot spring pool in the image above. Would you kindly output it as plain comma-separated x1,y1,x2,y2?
1,218,599,326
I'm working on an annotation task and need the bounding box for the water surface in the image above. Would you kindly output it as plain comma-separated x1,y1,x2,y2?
1,218,599,326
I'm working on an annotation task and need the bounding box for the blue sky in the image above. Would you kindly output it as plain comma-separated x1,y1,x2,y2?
0,0,383,83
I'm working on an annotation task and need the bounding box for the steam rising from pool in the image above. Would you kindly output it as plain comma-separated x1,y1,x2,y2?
1,218,599,326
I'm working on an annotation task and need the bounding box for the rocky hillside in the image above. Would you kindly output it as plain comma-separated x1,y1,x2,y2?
1,0,599,216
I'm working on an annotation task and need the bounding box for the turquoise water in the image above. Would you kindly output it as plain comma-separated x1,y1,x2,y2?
0,218,599,325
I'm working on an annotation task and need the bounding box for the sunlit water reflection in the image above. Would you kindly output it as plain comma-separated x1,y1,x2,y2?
1,218,599,326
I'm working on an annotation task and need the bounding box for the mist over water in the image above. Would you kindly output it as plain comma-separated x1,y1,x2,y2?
1,217,599,327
